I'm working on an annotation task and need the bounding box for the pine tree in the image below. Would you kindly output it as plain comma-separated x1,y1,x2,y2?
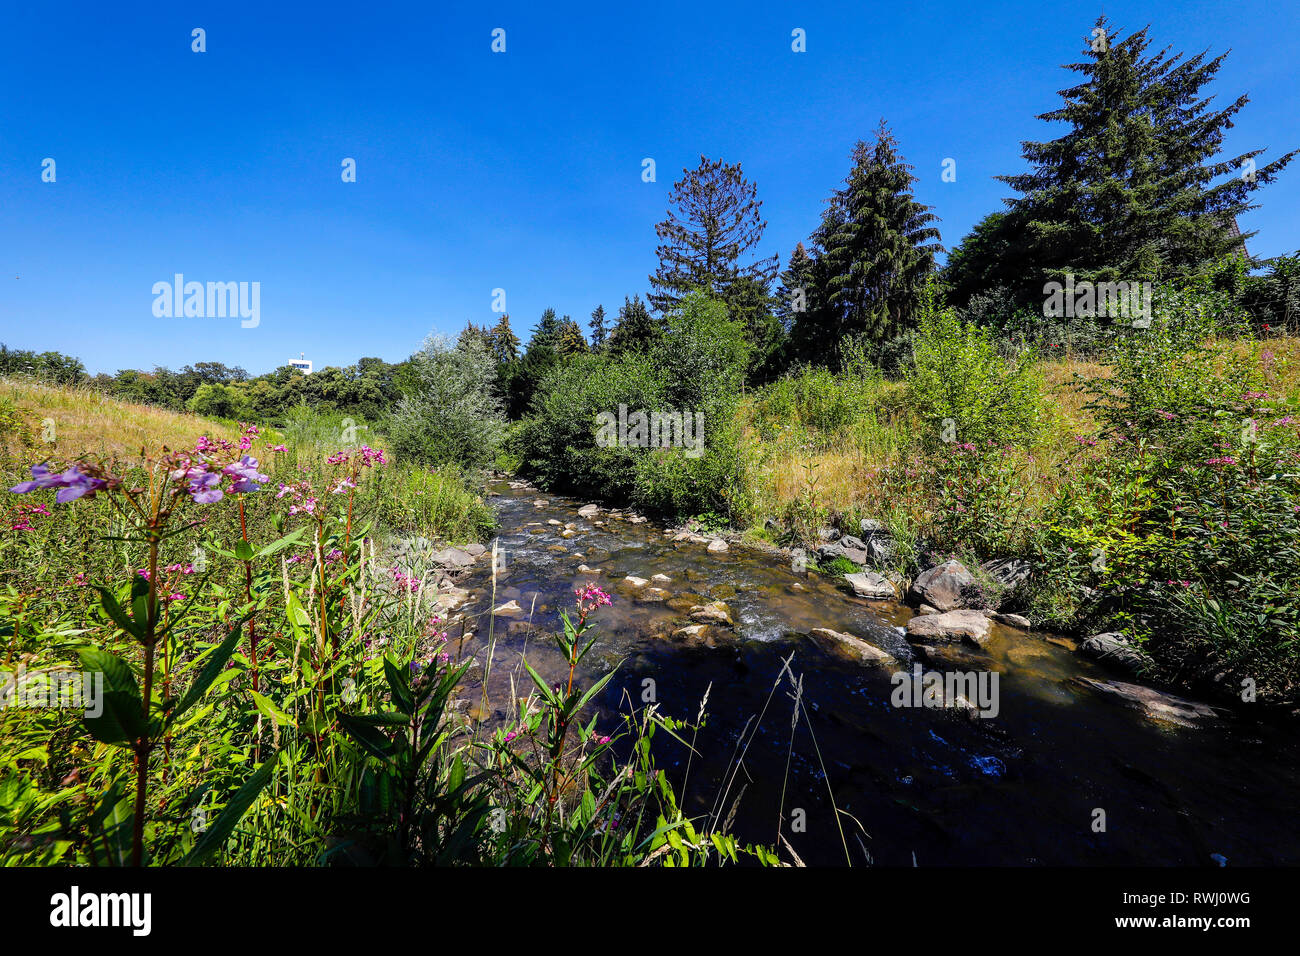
607,295,663,355
996,16,1296,295
802,122,942,350
588,305,608,350
648,156,778,315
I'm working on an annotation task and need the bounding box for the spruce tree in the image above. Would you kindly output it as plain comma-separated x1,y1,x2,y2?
803,121,942,350
487,313,520,363
607,295,663,355
648,156,778,315
995,16,1296,295
588,304,608,350
556,316,589,356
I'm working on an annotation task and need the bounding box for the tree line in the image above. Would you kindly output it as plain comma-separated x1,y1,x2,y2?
7,17,1298,425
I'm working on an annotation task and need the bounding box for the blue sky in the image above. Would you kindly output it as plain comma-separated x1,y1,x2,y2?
1,0,1297,375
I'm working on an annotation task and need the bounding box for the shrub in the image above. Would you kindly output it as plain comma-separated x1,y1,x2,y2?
388,334,506,469
905,298,1047,450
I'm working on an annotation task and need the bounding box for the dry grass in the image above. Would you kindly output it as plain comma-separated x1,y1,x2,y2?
0,377,240,463
743,339,1300,525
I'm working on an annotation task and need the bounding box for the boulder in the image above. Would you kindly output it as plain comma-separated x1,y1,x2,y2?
1078,632,1146,674
577,504,599,518
638,587,670,602
463,543,487,558
980,557,1032,589
910,560,975,611
844,571,896,600
577,565,601,574
819,541,868,564
904,609,992,646
867,537,895,567
706,538,729,553
689,601,734,627
651,573,672,585
992,612,1033,630
808,628,894,664
622,575,649,588
1074,678,1221,727
859,518,887,535
431,547,475,570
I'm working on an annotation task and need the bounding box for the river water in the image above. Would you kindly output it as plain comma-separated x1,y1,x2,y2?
447,479,1300,866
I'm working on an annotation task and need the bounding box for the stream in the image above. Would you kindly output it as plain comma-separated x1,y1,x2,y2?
440,478,1300,866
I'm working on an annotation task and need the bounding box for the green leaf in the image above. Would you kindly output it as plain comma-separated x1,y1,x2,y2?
95,587,142,639
250,691,297,727
256,528,305,559
336,711,398,761
182,751,280,866
77,649,148,746
234,540,255,562
170,615,249,724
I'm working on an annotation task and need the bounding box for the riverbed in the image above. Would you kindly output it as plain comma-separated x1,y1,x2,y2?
444,478,1300,866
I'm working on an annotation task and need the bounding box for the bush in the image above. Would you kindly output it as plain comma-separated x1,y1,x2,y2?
388,334,505,469
905,297,1048,449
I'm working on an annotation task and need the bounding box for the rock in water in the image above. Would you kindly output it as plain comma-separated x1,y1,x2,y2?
431,547,475,570
1074,678,1221,727
910,559,975,611
706,538,729,553
808,628,894,664
1077,631,1147,673
492,600,524,618
844,571,896,600
577,504,599,518
904,609,992,646
689,601,734,627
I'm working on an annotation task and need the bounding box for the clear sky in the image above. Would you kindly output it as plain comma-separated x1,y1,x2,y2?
2,0,1297,375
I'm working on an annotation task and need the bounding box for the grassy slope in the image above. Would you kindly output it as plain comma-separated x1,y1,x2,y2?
743,338,1300,523
1,378,242,462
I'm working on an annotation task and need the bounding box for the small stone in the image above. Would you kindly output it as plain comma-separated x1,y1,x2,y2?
689,601,734,627
706,538,729,553
623,575,649,588
492,600,524,618
993,612,1032,629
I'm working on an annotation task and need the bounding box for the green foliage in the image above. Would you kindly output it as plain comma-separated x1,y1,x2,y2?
905,291,1048,449
388,333,506,470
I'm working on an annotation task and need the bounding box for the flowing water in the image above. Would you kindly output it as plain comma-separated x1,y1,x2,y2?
445,479,1300,866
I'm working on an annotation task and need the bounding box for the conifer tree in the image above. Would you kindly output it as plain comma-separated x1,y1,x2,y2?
487,313,520,363
588,304,608,350
607,295,663,355
990,16,1296,297
802,122,942,350
556,316,589,356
